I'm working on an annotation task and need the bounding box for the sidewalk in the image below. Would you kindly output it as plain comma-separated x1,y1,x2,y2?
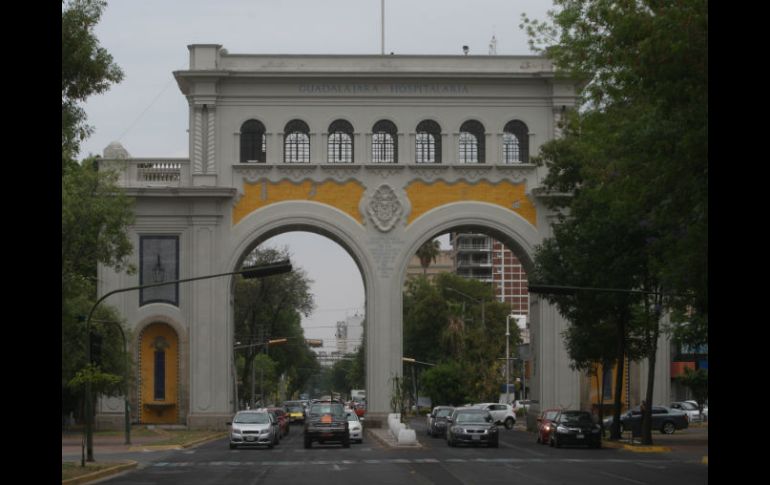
62,427,226,484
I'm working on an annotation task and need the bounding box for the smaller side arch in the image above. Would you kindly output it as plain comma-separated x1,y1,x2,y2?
134,316,188,425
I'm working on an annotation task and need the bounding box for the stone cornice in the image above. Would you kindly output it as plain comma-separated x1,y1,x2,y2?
124,187,237,198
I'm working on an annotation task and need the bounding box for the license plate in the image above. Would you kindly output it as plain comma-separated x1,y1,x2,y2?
246,436,256,441
472,435,480,441
321,432,333,438
577,434,584,439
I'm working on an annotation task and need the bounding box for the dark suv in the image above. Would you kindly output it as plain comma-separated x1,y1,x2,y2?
303,401,350,448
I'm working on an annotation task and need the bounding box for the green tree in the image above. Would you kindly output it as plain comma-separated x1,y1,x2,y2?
676,368,708,419
62,0,124,168
234,246,316,405
415,238,441,275
403,272,517,406
523,0,707,443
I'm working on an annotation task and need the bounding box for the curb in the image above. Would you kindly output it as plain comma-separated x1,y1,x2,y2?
128,432,226,452
601,440,671,453
62,460,138,485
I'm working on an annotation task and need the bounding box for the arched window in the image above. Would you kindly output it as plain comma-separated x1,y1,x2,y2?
416,120,442,164
284,119,310,163
503,120,529,163
372,120,397,163
327,119,354,163
240,120,266,163
458,120,485,163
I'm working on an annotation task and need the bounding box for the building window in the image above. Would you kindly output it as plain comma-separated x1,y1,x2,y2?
503,120,529,163
140,236,179,306
154,350,166,400
240,119,266,163
284,119,310,163
458,120,485,163
416,120,441,163
327,119,354,163
372,119,397,163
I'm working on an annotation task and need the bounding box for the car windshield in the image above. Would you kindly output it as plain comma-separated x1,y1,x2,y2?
346,412,359,421
679,402,697,410
455,412,490,424
558,412,593,424
287,405,303,412
436,409,453,418
234,413,270,424
310,403,344,418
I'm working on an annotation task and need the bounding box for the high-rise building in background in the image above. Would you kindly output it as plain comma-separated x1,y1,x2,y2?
451,232,529,317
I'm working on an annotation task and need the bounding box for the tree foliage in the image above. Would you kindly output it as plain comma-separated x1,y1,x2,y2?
62,0,124,167
234,246,318,404
523,0,707,442
403,272,519,406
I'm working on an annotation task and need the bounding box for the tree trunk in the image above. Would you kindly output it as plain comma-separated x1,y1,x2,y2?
609,316,626,440
641,296,662,445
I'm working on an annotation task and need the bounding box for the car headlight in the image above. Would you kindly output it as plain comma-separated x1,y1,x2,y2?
489,427,498,434
556,426,569,434
232,428,241,434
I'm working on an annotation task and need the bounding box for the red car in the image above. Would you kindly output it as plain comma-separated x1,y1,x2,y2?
354,401,366,418
267,407,290,437
536,408,561,445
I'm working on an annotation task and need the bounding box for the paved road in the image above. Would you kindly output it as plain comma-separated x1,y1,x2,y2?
78,419,707,485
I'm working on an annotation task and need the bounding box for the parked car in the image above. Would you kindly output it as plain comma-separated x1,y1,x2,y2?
685,400,708,421
473,403,516,429
605,406,689,435
513,399,537,413
304,400,350,448
426,406,455,437
267,407,290,437
227,410,279,449
446,408,499,448
670,401,702,423
536,408,561,445
345,410,364,443
548,410,602,449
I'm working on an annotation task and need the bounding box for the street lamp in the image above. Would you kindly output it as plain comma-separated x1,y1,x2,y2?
81,260,292,464
446,287,485,328
504,314,527,405
402,357,436,413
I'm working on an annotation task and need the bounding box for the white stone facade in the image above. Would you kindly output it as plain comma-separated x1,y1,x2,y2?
97,44,670,429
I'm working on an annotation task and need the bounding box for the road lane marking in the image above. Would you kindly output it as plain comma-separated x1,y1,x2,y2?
599,471,648,485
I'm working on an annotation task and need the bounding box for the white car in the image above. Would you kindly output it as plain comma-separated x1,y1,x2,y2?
670,401,702,423
472,403,516,429
228,410,279,449
345,410,363,443
685,400,708,421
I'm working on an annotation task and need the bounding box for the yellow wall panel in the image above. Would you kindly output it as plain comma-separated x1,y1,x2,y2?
139,323,179,424
405,180,536,226
233,179,366,225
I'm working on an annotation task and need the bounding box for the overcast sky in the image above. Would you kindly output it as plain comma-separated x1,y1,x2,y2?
80,0,553,352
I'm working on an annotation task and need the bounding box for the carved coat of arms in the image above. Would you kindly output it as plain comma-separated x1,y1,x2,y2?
367,184,402,232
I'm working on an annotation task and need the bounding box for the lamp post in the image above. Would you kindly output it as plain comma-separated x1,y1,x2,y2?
446,287,485,329
81,260,292,464
402,357,435,413
505,314,513,405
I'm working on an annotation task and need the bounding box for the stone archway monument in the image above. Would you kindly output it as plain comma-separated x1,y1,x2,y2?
97,45,585,429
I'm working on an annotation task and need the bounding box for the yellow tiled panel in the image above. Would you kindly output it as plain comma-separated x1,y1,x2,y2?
139,323,179,424
233,179,366,225
405,180,536,226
